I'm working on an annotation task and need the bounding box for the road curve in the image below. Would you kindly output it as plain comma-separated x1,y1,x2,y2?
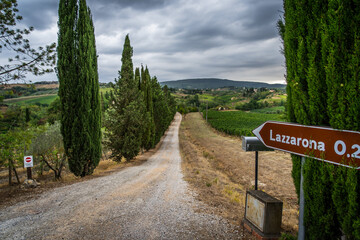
0,113,243,240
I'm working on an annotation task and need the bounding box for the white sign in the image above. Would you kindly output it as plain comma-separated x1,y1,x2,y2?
24,156,33,168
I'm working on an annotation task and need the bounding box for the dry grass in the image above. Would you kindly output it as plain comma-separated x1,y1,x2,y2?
2,84,59,89
179,112,298,235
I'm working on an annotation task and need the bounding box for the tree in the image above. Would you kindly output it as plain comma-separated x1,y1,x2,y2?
140,66,155,150
282,0,360,238
29,122,65,180
46,97,61,124
57,0,101,177
0,0,56,83
151,77,173,144
104,35,146,161
0,127,33,185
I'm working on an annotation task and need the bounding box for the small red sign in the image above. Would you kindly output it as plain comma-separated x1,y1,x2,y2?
253,121,360,169
24,156,33,168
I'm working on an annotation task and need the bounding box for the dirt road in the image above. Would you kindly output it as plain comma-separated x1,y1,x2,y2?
0,113,244,240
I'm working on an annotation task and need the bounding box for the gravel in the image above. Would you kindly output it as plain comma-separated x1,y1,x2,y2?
0,113,246,240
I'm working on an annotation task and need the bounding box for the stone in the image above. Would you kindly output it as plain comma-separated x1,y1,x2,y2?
23,179,40,188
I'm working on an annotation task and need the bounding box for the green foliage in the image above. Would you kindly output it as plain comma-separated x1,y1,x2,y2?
104,35,146,161
139,66,156,150
250,106,285,114
280,232,297,240
0,105,23,132
204,110,283,137
177,103,189,115
57,0,101,177
283,0,360,238
187,94,200,107
104,36,176,161
0,127,35,184
28,122,65,179
152,79,176,144
303,159,340,239
46,97,61,124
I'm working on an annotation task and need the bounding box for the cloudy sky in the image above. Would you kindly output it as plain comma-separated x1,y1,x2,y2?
10,0,285,83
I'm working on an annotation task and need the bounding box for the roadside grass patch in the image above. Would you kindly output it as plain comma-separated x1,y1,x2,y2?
223,185,241,203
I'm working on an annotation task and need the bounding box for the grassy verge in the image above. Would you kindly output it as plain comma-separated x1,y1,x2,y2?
179,112,298,235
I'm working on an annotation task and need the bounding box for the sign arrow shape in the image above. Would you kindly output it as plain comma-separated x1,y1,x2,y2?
252,121,360,169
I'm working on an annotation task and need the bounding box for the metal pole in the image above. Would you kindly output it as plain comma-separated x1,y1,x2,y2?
255,151,258,190
298,156,305,240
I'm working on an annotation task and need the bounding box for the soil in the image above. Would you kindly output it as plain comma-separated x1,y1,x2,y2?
179,112,298,235
0,143,161,210
0,113,249,239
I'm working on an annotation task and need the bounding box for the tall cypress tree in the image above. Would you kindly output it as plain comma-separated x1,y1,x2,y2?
57,0,101,177
140,66,155,150
282,0,360,238
104,35,146,161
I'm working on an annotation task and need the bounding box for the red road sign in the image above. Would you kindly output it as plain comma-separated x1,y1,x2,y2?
253,121,360,169
24,156,33,168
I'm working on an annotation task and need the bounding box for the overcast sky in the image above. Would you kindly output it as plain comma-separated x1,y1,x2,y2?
9,0,285,83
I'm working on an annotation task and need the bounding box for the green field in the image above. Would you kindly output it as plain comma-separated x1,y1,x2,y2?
204,110,285,136
100,87,112,94
5,94,58,105
199,94,215,102
250,106,285,114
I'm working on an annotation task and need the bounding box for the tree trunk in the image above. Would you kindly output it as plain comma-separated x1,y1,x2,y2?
8,158,12,186
12,162,20,184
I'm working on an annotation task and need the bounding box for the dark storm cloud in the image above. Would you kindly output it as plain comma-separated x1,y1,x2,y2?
17,0,58,30
89,0,167,10
3,0,285,83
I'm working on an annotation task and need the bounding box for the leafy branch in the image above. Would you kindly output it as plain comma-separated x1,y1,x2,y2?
0,0,56,83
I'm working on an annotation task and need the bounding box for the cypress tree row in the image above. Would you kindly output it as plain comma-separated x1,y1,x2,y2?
105,35,176,162
57,0,101,177
104,35,147,161
282,0,360,238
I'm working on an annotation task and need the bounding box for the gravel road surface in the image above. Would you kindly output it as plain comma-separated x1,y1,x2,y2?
0,113,244,240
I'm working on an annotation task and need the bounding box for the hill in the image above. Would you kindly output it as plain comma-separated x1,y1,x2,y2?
160,78,286,89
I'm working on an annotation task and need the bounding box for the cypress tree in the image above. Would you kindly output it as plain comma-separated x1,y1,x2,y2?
151,76,172,144
57,0,101,177
135,67,141,90
283,0,360,238
104,35,146,161
140,67,155,150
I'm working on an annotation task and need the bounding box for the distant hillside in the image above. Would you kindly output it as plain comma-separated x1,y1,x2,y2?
160,78,286,89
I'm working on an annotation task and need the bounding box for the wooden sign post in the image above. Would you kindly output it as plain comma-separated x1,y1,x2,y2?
252,121,360,240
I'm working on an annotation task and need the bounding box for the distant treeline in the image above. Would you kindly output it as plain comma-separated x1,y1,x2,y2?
160,78,286,90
